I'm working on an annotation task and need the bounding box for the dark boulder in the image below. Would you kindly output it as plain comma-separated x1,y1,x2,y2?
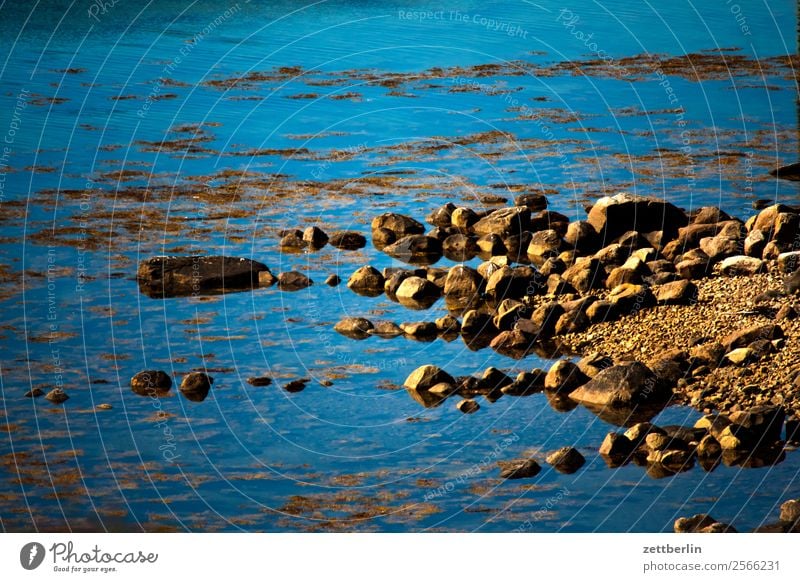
137,255,269,298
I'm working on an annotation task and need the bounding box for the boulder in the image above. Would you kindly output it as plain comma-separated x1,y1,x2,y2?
427,202,457,227
599,432,633,457
396,276,441,308
530,302,565,335
527,229,563,261
587,192,687,242
472,206,530,237
778,251,800,273
302,226,328,248
485,265,535,300
456,398,480,414
554,308,590,335
279,231,306,249
608,283,655,315
277,271,313,291
347,265,385,297
699,236,740,262
443,266,483,298
383,235,443,264
514,193,548,211
653,280,697,305
721,324,783,352
475,234,506,257
400,321,438,339
544,360,588,393
502,232,532,262
451,207,479,230
328,231,367,250
728,405,785,444
744,229,768,258
180,372,213,399
490,329,536,358
372,227,396,249
564,220,600,253
137,255,270,297
785,268,800,294
692,206,731,224
130,370,172,396
334,317,374,340
780,499,800,524
404,365,455,391
442,234,479,261
371,212,425,237
435,315,461,334
772,212,799,245
368,321,405,338
719,255,764,276
545,447,585,474
562,257,605,293
498,459,541,479
45,388,69,404
569,361,668,407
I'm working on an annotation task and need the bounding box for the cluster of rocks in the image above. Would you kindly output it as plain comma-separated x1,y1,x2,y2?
402,357,673,419
599,404,790,478
136,255,316,297
676,497,800,533
278,225,366,251
130,369,214,402
497,447,586,480
339,196,800,362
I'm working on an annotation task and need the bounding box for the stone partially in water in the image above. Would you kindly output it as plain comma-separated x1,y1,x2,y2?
180,372,213,401
569,362,668,408
544,360,588,394
587,192,688,242
246,376,273,387
395,276,440,308
456,399,480,414
383,235,443,265
137,255,270,298
498,458,541,479
347,265,385,297
45,388,69,404
404,365,455,391
371,212,425,238
328,231,367,250
545,447,585,474
334,317,374,340
277,271,313,291
131,370,172,396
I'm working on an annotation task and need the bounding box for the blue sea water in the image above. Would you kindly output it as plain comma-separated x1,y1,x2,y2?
0,0,799,532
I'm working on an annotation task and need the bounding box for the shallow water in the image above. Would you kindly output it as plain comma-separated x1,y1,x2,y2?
1,0,799,532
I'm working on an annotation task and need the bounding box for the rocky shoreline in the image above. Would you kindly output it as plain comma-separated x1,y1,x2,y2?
118,192,800,531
